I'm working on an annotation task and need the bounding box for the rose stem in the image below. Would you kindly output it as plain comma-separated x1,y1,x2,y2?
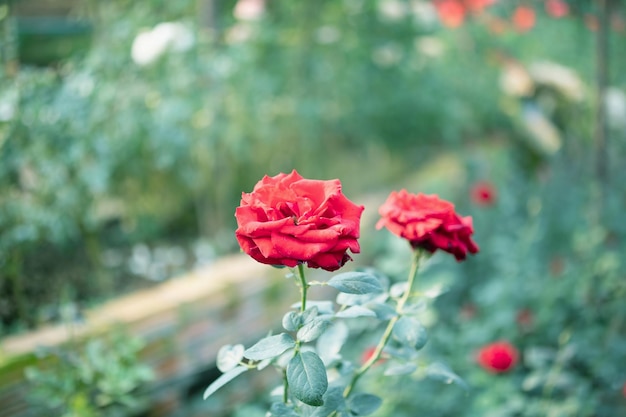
282,369,289,404
281,263,309,404
297,263,308,313
342,250,422,398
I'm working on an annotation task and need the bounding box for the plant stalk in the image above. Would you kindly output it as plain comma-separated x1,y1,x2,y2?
297,263,308,313
342,250,422,398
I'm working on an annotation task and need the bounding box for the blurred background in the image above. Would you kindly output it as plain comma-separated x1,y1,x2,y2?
0,0,625,416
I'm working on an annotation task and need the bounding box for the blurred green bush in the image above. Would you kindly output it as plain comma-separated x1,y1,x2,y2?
0,0,624,341
0,0,507,332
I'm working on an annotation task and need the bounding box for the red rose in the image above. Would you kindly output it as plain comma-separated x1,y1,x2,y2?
545,0,569,18
622,381,626,398
376,190,479,261
512,6,536,32
235,170,364,271
470,181,497,206
434,0,466,28
477,341,519,373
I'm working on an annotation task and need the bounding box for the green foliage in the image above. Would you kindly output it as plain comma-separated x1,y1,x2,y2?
356,147,626,416
244,333,297,361
287,351,328,407
327,272,385,295
203,247,464,416
1,0,504,332
24,329,153,417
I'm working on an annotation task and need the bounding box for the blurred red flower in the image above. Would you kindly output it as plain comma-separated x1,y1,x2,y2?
477,341,519,373
612,15,625,32
376,190,479,261
466,0,497,12
460,303,478,320
516,308,533,329
585,14,599,31
512,6,536,32
434,0,466,28
434,0,497,28
622,381,626,398
545,0,569,18
361,346,386,365
470,181,497,206
549,256,565,277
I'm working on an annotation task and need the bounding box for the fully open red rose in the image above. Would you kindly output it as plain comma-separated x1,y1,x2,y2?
477,341,519,373
235,170,364,271
376,190,479,261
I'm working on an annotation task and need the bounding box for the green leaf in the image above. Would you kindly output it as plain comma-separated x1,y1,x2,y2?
257,358,272,371
366,302,397,320
328,272,384,294
307,386,345,417
383,362,417,376
203,366,248,400
316,321,349,365
426,362,468,390
291,301,335,315
216,344,244,372
301,306,319,324
392,316,428,351
267,402,299,417
347,393,383,416
402,299,427,315
244,333,296,361
297,317,331,343
335,305,376,318
287,351,328,406
282,311,300,332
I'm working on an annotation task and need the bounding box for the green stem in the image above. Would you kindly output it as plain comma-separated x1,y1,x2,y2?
343,250,422,398
282,263,309,404
283,369,289,404
297,263,308,313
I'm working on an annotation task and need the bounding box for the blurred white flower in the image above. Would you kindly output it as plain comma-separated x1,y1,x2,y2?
131,22,194,66
521,102,562,155
315,26,341,45
378,0,408,21
372,43,403,67
411,0,439,28
67,72,95,97
0,85,17,122
234,0,266,21
529,61,585,102
415,36,445,58
225,23,254,44
605,87,626,130
499,62,534,97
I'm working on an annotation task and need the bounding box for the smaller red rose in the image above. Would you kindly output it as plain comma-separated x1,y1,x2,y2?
545,0,569,18
434,0,466,28
470,181,497,206
376,190,479,261
622,382,626,398
512,6,536,32
477,341,519,373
